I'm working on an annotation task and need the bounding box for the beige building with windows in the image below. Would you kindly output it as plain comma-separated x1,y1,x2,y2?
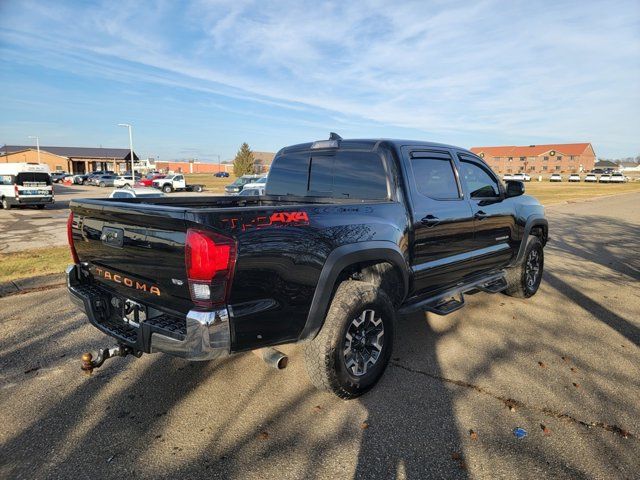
470,143,596,174
0,145,139,174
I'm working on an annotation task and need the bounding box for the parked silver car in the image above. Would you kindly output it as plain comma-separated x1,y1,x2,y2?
92,174,118,187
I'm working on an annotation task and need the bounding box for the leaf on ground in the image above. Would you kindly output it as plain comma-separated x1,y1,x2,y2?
572,382,580,388
570,367,577,373
541,424,551,436
538,361,546,368
561,356,569,362
312,405,322,413
24,366,40,374
360,422,369,430
469,429,478,440
504,398,518,412
451,452,462,460
258,431,269,440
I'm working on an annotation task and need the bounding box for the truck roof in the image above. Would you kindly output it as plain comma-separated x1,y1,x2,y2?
278,138,475,156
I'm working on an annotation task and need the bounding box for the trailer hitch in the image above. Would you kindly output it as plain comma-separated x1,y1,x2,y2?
81,345,141,374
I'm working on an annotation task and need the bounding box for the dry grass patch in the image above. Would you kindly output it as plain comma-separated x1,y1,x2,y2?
524,181,640,205
0,246,71,283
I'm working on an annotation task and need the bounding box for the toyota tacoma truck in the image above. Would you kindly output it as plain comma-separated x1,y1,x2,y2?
67,134,547,399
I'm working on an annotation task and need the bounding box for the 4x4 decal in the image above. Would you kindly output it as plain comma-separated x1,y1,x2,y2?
221,211,309,232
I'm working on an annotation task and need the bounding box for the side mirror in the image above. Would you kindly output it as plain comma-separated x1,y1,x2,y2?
505,180,525,198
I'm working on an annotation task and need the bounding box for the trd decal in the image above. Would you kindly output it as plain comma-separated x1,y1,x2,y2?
221,211,310,232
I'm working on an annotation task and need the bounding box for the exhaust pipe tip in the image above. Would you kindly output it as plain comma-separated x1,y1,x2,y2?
253,347,288,370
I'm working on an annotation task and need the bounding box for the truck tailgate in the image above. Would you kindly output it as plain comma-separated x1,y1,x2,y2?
71,201,192,314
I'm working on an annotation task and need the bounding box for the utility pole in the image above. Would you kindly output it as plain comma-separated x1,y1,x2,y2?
117,124,134,176
28,135,40,163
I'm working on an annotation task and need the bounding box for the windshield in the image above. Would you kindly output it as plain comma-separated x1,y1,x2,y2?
15,172,52,186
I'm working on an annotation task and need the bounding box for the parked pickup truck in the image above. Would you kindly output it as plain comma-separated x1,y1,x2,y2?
152,174,205,193
67,134,548,399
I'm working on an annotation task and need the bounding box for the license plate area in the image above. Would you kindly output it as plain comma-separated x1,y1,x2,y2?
109,296,147,327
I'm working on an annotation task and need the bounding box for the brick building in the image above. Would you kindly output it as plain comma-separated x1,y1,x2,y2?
0,145,138,174
470,143,596,174
155,151,275,174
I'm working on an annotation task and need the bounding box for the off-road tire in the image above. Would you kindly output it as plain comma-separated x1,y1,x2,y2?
162,184,173,193
504,236,544,298
304,280,395,399
1,198,10,209
99,181,106,187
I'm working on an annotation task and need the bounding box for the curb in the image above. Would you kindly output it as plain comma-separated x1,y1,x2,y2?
0,273,66,298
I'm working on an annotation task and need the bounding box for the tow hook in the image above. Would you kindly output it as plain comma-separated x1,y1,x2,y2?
81,345,141,374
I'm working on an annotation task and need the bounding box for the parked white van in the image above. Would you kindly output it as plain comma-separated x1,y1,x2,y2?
0,163,54,209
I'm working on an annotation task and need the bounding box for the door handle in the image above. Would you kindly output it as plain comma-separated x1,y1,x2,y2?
474,210,489,220
421,215,440,227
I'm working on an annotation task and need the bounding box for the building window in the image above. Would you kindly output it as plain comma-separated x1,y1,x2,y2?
529,166,536,171
508,157,513,161
570,156,575,161
543,156,549,161
520,157,525,161
55,165,63,171
555,165,561,171
542,166,548,171
557,156,562,161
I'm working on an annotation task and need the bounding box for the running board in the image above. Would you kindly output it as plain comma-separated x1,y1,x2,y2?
399,271,507,316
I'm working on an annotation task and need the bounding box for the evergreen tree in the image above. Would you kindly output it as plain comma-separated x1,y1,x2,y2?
233,143,255,176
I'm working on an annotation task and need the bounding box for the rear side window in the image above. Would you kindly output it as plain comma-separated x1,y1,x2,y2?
0,175,13,185
266,151,388,200
410,152,460,199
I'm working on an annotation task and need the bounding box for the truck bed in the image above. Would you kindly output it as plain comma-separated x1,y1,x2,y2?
69,194,401,351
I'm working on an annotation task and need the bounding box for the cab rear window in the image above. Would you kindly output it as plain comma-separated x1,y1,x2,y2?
267,151,388,200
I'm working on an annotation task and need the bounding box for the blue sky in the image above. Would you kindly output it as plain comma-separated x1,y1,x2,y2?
1,0,639,161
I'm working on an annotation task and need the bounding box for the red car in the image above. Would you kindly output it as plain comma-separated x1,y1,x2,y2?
139,174,165,187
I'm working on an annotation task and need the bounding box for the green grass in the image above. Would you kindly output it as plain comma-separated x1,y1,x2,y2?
0,246,71,283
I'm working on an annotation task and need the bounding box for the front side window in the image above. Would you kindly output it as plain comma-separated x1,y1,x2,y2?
411,155,460,199
458,159,500,198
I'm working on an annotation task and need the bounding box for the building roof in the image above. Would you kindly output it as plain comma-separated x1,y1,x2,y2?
594,160,617,167
0,145,138,160
618,161,638,167
470,143,592,158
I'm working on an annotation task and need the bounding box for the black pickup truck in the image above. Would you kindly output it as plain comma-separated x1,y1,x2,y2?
67,134,547,398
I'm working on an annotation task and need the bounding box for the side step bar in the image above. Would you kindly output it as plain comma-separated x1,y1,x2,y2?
399,271,507,316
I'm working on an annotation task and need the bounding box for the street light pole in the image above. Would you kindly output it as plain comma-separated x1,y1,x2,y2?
117,124,134,176
28,135,40,163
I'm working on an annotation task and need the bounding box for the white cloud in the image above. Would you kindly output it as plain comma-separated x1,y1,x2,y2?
1,0,639,155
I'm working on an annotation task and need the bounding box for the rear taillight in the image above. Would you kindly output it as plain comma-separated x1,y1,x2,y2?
67,212,80,264
185,228,237,308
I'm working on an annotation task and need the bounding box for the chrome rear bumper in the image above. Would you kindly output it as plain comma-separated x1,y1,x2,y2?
66,264,230,361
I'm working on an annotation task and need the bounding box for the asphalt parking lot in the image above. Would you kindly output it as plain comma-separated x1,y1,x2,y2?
1,193,639,479
0,184,206,252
